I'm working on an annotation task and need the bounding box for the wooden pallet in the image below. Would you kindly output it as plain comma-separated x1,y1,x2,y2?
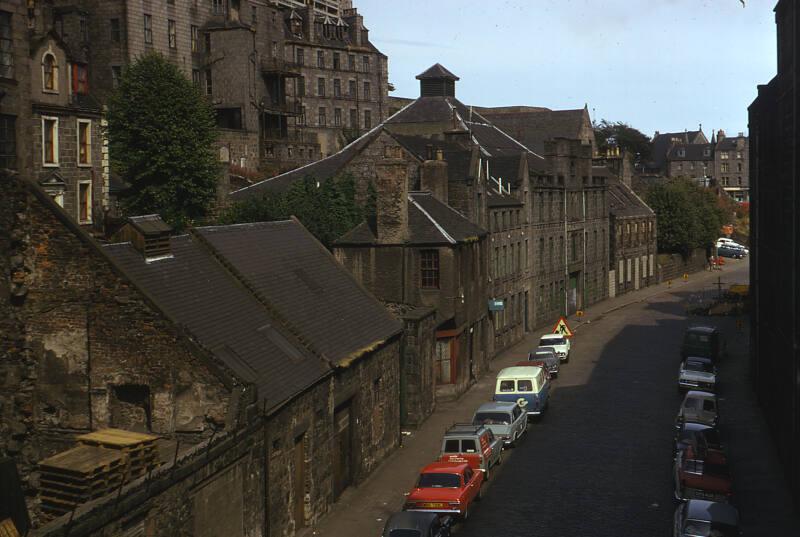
77,428,160,480
0,519,20,537
38,445,125,515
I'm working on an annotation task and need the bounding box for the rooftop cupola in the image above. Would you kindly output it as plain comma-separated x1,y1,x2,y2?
114,215,173,261
416,63,459,98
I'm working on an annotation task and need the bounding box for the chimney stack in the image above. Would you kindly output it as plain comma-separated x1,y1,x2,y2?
374,152,408,244
421,152,449,204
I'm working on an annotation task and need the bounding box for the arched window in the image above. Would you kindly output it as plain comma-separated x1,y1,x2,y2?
43,53,58,92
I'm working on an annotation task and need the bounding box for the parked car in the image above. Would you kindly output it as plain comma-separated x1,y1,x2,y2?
404,462,484,520
717,245,745,259
678,357,717,392
381,511,452,537
673,499,740,536
514,360,552,381
674,422,724,460
494,365,551,417
528,346,560,377
676,391,719,429
538,333,571,362
681,326,723,363
438,423,503,479
674,442,733,502
471,401,527,447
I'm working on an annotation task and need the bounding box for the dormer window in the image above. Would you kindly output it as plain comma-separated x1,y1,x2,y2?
703,148,711,157
43,53,58,92
677,148,685,158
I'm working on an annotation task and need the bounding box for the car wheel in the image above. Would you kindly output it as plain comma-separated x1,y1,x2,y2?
462,504,471,520
497,451,503,466
509,432,518,448
476,481,486,501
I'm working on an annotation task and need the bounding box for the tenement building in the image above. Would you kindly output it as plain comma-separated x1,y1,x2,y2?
749,0,799,508
0,2,106,228
645,128,708,174
231,64,611,396
713,130,750,202
664,142,715,184
66,0,386,176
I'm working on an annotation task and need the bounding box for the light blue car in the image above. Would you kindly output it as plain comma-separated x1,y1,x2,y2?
493,366,551,416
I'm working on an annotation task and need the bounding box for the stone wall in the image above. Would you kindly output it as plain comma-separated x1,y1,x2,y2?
396,306,437,427
0,176,234,488
656,248,709,283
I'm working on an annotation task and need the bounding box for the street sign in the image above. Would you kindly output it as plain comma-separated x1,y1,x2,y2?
552,316,574,338
488,299,505,311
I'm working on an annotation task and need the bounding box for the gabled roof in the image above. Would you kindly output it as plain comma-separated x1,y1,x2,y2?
194,220,402,365
604,174,655,218
715,136,747,151
336,192,487,246
666,143,714,162
104,235,329,412
416,63,459,81
474,107,590,155
649,130,708,169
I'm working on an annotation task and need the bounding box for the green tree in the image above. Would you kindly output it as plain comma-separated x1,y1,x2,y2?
594,119,652,163
219,174,367,248
645,178,725,255
106,52,219,229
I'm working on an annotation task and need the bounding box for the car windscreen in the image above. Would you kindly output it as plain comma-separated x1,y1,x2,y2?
388,531,421,537
473,412,511,425
684,361,711,372
540,337,565,346
417,473,460,488
684,398,703,409
534,350,555,359
683,521,738,536
686,333,712,345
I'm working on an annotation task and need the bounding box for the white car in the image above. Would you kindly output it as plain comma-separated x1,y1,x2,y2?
678,357,716,392
716,237,749,254
538,333,570,362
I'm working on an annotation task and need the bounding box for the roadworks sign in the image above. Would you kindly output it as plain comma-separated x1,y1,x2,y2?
552,316,574,338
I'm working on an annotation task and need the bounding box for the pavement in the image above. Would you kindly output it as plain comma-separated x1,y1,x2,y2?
309,259,800,536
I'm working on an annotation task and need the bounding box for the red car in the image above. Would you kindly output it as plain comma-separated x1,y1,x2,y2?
404,462,485,519
674,442,732,503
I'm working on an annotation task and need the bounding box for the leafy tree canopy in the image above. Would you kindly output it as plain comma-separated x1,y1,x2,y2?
106,52,219,229
219,174,368,248
645,178,726,255
594,119,652,164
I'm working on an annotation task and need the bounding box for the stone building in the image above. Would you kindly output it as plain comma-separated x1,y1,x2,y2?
665,142,715,184
646,128,708,174
0,2,106,228
749,0,799,508
282,2,389,159
602,173,657,297
1,172,403,536
713,130,749,202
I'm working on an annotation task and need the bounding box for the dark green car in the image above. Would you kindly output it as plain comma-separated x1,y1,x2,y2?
681,326,723,364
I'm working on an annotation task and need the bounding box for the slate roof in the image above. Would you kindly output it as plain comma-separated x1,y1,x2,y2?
104,235,329,412
127,215,172,235
336,192,487,246
605,175,655,218
666,143,714,162
715,136,746,151
474,107,589,155
416,63,460,80
195,220,402,365
649,130,707,170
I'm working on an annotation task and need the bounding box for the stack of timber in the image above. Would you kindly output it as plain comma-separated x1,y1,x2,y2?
38,445,125,516
77,429,159,481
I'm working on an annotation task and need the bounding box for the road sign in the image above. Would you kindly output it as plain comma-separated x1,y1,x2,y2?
488,299,505,311
552,316,574,338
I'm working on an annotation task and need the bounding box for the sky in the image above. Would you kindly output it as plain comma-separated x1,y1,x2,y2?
356,0,778,138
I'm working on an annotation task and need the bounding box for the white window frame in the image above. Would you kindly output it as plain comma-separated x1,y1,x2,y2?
649,254,655,277
78,179,93,224
642,255,647,278
42,51,59,93
42,116,59,166
626,258,632,282
77,118,92,166
618,260,624,284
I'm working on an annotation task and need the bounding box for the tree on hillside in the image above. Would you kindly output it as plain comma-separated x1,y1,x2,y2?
594,119,652,164
219,174,368,248
645,179,726,255
106,52,219,229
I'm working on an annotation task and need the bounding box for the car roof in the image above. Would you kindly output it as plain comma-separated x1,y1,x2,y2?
682,422,713,433
533,346,556,353
474,401,517,413
686,356,713,364
687,326,718,335
384,511,439,532
686,500,739,526
539,333,565,340
497,366,543,378
421,461,469,474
